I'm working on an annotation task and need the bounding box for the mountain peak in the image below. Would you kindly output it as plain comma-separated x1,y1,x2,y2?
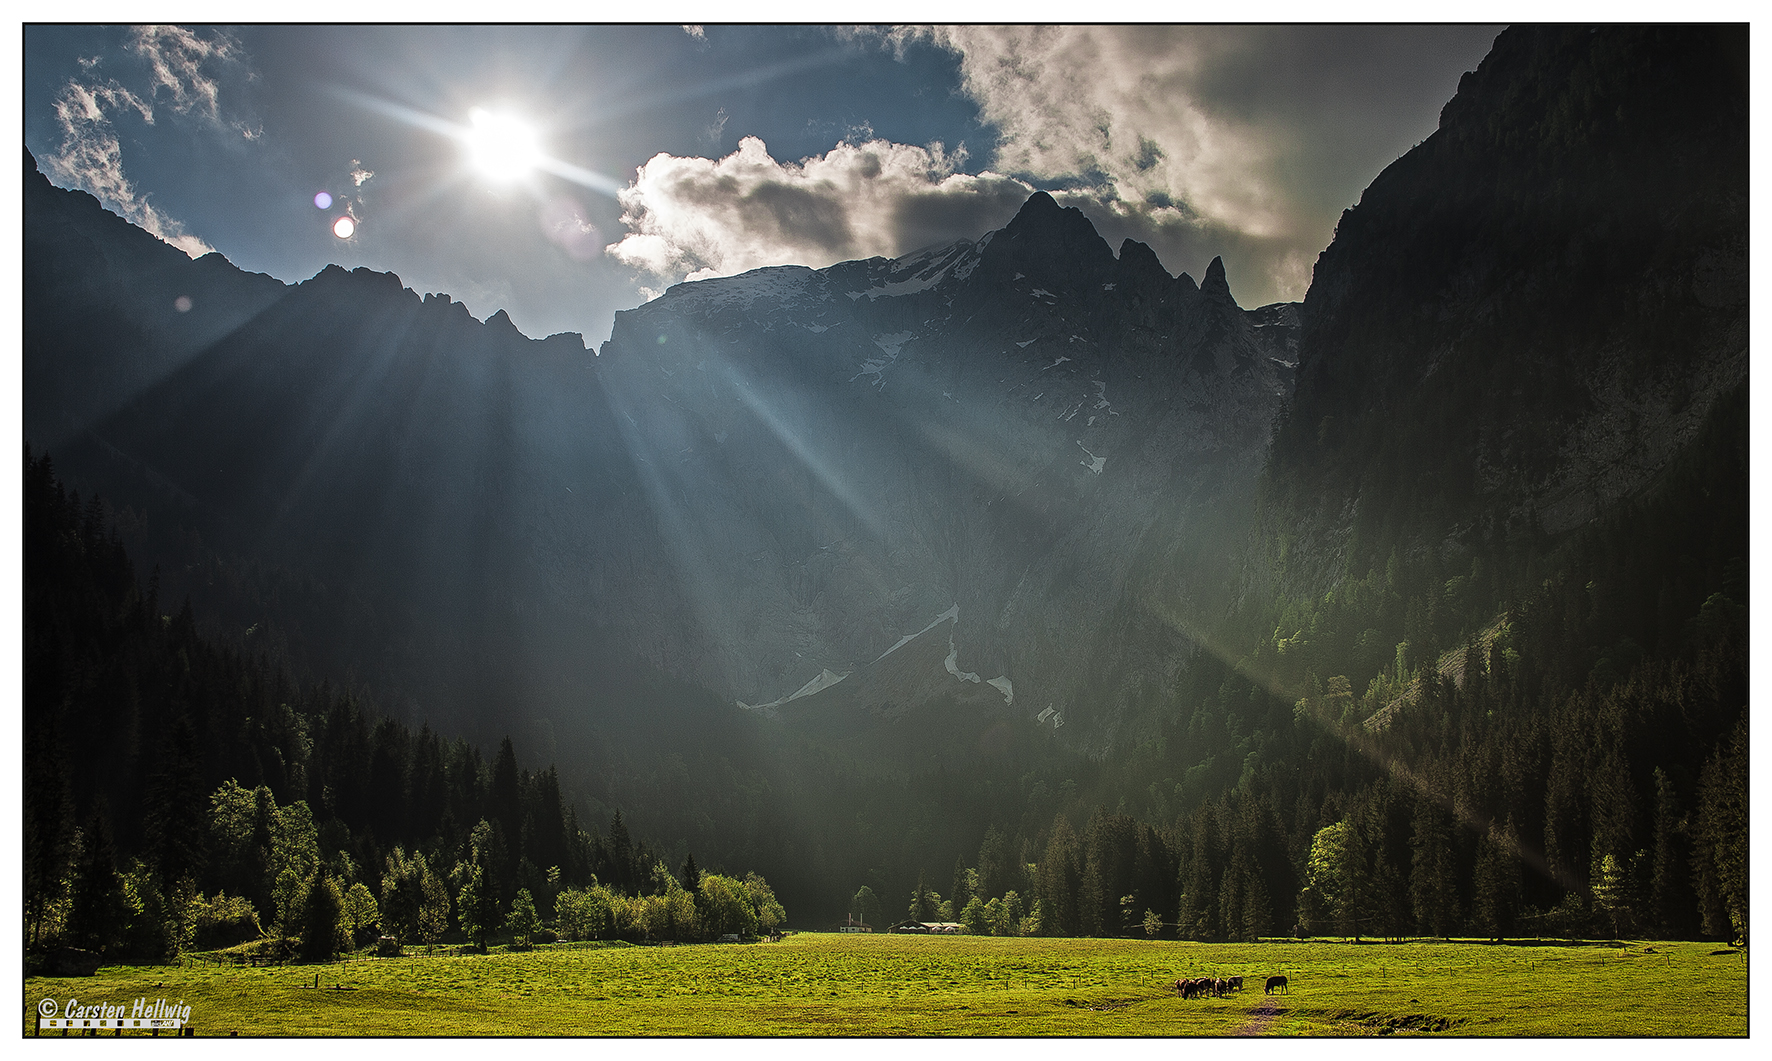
1201,256,1234,304
988,191,1114,279
1003,191,1094,240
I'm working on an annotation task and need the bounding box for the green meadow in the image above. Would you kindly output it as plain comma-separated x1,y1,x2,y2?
24,934,1746,1037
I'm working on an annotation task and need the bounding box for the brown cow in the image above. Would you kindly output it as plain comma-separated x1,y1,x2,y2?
1180,979,1200,1000
1265,974,1289,995
1228,975,1243,993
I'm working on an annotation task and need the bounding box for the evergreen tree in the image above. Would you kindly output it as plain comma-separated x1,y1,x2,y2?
67,807,130,954
1409,795,1459,938
143,709,210,891
23,717,73,950
299,867,346,961
488,738,523,863
606,810,636,894
1647,767,1696,939
1035,814,1082,936
949,855,971,918
1470,817,1523,942
1692,718,1747,943
908,870,937,921
977,826,1011,899
1178,803,1224,940
1242,867,1275,942
456,859,497,951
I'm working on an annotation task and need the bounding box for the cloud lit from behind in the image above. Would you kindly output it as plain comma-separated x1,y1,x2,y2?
606,136,1031,284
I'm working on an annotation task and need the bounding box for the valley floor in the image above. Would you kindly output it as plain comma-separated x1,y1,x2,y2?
24,935,1747,1037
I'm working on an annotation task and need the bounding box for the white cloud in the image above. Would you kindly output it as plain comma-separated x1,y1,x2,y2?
904,27,1285,234
47,81,214,257
44,24,253,259
606,135,1031,284
681,25,706,41
130,24,235,120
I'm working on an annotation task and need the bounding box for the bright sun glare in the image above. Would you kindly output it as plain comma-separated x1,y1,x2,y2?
466,107,543,183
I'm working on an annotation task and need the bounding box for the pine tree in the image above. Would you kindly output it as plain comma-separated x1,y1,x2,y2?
23,716,73,950
299,868,345,961
1692,719,1747,943
1035,814,1081,936
67,807,130,954
1470,817,1522,942
949,855,971,917
606,810,635,894
143,709,209,890
1647,767,1695,939
977,826,1011,899
908,870,937,921
1410,795,1459,938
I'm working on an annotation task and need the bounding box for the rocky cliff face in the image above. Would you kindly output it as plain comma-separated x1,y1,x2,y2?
26,160,1296,752
590,192,1297,749
1265,26,1748,589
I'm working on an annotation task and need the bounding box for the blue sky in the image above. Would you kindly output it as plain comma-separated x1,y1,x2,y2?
23,23,1502,345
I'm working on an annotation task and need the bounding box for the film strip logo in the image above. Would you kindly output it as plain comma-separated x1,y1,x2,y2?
37,997,189,1034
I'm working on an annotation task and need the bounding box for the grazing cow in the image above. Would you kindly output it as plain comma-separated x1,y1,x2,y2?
1183,979,1201,1000
1265,975,1289,995
1228,975,1243,993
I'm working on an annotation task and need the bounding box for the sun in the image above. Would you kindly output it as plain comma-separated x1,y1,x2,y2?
465,107,543,183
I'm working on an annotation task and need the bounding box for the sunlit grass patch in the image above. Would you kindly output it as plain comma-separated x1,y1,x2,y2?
23,935,1745,1037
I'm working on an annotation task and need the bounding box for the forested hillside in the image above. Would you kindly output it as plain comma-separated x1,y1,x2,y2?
866,25,1748,945
24,448,785,962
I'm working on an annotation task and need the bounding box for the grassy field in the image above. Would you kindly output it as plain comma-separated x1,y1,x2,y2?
23,934,1746,1037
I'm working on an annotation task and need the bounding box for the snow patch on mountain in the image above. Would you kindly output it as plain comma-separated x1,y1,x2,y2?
660,264,820,314
875,603,960,663
1078,441,1106,474
850,331,914,387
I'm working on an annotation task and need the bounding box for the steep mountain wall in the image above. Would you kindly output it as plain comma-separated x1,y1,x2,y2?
1264,26,1748,591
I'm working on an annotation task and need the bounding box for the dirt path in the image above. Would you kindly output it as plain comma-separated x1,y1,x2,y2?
1232,998,1283,1036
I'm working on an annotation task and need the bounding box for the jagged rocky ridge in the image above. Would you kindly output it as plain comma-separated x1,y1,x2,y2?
594,192,1297,747
25,161,1297,753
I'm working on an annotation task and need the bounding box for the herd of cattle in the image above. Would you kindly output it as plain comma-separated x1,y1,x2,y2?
1172,974,1289,999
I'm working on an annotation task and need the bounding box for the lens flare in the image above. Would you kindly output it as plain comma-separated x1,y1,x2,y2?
314,191,333,209
333,216,356,239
